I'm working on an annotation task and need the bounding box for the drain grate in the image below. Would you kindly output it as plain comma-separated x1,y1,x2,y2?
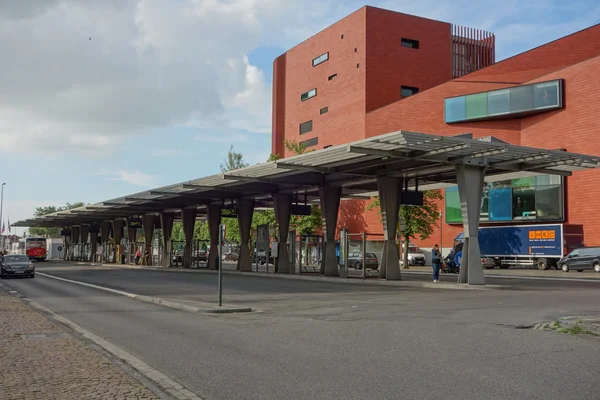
21,332,71,341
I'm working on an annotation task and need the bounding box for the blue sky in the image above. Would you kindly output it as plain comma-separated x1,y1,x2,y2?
0,0,599,235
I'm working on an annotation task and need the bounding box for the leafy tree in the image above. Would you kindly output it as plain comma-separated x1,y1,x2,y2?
367,190,443,269
220,145,249,172
267,153,281,162
28,202,85,237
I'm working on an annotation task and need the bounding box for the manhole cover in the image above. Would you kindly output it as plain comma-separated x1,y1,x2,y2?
21,333,71,341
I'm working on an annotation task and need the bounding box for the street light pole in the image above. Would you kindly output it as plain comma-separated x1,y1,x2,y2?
0,183,5,251
439,211,443,256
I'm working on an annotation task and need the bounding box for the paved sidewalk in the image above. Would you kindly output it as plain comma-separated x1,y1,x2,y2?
0,289,159,400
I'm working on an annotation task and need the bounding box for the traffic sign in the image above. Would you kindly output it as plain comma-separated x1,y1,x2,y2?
454,251,462,267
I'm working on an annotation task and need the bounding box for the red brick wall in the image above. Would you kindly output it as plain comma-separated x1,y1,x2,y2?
272,54,287,156
278,7,367,156
521,56,600,245
365,7,452,112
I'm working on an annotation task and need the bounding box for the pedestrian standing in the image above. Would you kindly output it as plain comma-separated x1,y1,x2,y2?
431,244,441,283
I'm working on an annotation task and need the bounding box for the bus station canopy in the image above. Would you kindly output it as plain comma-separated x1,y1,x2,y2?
14,130,600,228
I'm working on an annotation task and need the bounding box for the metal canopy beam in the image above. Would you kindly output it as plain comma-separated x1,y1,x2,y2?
490,152,550,167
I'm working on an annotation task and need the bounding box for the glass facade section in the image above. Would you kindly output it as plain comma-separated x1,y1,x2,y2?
445,187,462,223
487,89,510,115
444,174,563,224
444,96,466,123
301,88,317,102
510,85,534,112
534,81,560,109
465,92,488,119
444,79,563,123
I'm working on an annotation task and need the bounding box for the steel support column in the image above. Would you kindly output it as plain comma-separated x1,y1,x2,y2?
236,199,255,272
207,204,221,270
113,219,125,264
273,193,292,274
456,164,487,285
142,215,155,267
90,230,98,263
377,177,402,281
319,186,342,276
181,208,196,269
70,226,80,261
100,221,111,263
160,212,175,268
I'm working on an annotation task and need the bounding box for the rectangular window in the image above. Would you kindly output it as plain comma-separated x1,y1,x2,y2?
535,185,562,220
299,120,313,135
401,38,419,49
445,96,466,123
312,52,329,67
444,187,462,223
300,137,318,148
512,187,536,220
301,88,317,102
510,85,534,113
487,89,510,116
534,80,561,109
328,74,337,81
488,188,512,221
401,85,419,97
324,145,332,148
465,92,488,119
320,106,329,115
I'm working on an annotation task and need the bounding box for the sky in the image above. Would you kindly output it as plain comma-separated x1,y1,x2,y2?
1,0,599,235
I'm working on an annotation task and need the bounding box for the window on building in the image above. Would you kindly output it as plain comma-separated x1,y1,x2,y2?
401,85,419,97
444,174,564,224
299,120,313,135
534,80,561,109
341,34,344,39
301,88,317,102
401,38,419,49
354,47,358,52
328,74,337,81
487,89,511,116
465,92,488,119
320,106,329,115
300,137,319,148
510,85,535,113
445,96,466,123
312,52,329,67
324,145,332,149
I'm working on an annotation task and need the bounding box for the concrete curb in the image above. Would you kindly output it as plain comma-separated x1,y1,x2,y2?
0,282,205,400
66,262,503,290
37,272,252,314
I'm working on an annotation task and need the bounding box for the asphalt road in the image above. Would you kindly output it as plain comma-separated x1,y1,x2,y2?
3,264,600,400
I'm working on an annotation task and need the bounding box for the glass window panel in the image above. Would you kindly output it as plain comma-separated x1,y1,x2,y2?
299,120,313,134
445,96,466,123
535,185,563,220
535,174,561,186
512,176,536,188
445,187,462,223
489,188,512,221
312,52,329,67
534,80,560,109
300,137,319,148
301,88,317,102
512,187,536,220
510,85,534,112
401,86,419,97
487,89,510,115
465,92,488,119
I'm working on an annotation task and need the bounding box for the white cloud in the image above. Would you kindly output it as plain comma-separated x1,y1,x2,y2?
97,169,157,188
0,0,597,157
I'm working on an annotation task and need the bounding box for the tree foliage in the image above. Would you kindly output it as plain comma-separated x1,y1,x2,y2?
367,190,443,268
28,202,85,237
220,145,249,172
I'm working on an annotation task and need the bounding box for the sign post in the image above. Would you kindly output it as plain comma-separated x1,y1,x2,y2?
218,224,225,307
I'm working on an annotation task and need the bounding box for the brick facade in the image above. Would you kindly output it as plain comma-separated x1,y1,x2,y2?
272,5,600,249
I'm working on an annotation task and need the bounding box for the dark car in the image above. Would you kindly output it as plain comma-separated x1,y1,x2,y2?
558,247,600,273
1,254,36,279
347,252,379,270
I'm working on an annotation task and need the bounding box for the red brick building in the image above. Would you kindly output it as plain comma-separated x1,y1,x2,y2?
272,6,600,252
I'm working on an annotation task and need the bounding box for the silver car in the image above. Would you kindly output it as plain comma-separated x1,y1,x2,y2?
0,254,36,279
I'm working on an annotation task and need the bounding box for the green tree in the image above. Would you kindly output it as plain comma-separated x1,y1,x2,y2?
367,190,443,269
28,202,85,237
220,145,249,172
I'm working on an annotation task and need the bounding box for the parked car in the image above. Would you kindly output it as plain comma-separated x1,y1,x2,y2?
400,243,426,266
558,247,600,273
347,252,379,270
1,254,35,279
481,256,497,269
